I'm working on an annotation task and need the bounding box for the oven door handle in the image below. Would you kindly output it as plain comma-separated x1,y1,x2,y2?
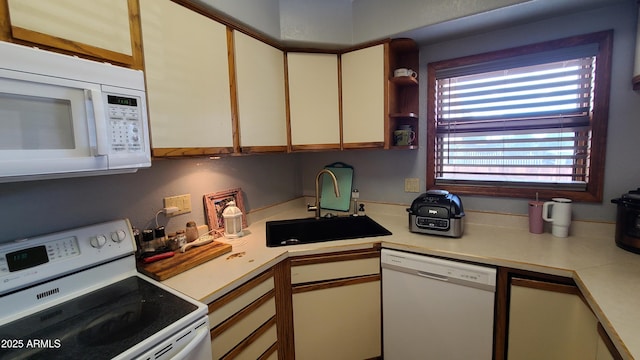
172,325,209,360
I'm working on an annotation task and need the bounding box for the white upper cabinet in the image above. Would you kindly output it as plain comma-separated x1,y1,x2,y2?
233,31,287,152
140,0,233,156
287,52,341,150
341,44,386,147
7,0,134,65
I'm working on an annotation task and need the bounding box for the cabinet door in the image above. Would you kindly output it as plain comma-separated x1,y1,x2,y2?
508,278,598,360
6,0,136,66
293,280,381,360
140,0,233,156
290,250,381,359
287,52,340,150
233,31,287,153
341,44,386,148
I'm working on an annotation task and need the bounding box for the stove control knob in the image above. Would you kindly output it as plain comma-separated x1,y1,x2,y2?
111,230,126,243
90,235,107,248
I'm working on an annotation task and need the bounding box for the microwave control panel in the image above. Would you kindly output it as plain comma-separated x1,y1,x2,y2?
106,94,144,153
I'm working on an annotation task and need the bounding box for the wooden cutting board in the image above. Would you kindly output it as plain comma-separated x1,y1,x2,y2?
137,240,232,281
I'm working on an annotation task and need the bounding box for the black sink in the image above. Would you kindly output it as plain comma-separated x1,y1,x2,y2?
265,215,392,247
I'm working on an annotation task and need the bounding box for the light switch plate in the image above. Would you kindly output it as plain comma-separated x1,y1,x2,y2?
163,194,192,216
404,178,420,193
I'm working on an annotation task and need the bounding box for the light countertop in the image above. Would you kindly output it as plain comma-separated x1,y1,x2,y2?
162,198,640,360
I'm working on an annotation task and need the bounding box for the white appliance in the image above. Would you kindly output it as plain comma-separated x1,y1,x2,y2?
0,41,151,183
381,249,497,360
0,219,211,360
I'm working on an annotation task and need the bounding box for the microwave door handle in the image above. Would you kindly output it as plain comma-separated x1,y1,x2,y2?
87,89,109,156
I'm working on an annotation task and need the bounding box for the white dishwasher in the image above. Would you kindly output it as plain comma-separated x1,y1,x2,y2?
381,249,497,360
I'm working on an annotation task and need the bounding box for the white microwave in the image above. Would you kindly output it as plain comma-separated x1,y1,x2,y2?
0,41,151,183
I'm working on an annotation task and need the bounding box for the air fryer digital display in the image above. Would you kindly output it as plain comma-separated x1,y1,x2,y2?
416,216,450,231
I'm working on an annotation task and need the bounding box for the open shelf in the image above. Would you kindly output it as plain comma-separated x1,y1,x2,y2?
387,38,419,149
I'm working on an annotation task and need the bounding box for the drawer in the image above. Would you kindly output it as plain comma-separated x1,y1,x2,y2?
211,296,276,359
291,257,380,285
224,321,277,360
209,274,274,329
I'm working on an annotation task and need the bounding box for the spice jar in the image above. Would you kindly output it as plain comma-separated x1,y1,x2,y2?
154,226,167,249
142,229,155,252
175,230,187,248
185,221,199,243
166,232,179,251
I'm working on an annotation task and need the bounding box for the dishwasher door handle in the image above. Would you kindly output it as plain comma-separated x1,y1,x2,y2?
417,271,449,282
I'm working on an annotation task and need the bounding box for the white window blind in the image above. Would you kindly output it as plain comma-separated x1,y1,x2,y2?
435,48,597,190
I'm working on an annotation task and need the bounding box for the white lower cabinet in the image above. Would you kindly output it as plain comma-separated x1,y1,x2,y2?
290,250,381,360
508,278,598,360
292,281,380,360
208,269,277,360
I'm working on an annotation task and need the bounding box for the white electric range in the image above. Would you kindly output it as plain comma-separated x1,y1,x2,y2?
0,219,211,360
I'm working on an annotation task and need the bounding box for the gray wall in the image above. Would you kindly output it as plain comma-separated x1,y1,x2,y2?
279,0,353,46
301,1,640,222
195,0,282,39
0,154,301,242
351,0,530,43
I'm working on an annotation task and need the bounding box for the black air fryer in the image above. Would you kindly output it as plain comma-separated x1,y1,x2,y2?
407,190,465,237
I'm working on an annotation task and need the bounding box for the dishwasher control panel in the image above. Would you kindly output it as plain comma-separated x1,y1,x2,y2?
381,249,496,290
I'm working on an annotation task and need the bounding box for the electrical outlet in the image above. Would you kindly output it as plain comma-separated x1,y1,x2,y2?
404,178,420,193
163,194,192,216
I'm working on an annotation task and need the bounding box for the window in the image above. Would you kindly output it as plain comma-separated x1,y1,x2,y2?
426,31,612,202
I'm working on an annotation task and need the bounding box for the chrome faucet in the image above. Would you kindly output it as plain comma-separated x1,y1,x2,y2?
308,169,340,219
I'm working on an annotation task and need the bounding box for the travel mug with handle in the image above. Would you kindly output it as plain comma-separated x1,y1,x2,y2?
542,198,572,237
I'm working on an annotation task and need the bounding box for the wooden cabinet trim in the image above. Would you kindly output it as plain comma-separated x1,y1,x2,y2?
208,268,274,314
241,145,288,154
226,26,241,154
290,144,341,152
152,147,234,157
597,322,624,360
273,259,295,360
210,290,275,338
383,42,390,149
338,53,344,150
127,0,144,70
284,53,293,153
511,276,594,312
220,316,277,360
292,273,380,294
0,0,10,41
511,277,580,296
10,26,135,66
343,142,385,149
493,267,509,360
290,248,380,267
258,342,278,360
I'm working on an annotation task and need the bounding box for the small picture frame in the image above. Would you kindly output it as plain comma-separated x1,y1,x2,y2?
204,188,247,232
